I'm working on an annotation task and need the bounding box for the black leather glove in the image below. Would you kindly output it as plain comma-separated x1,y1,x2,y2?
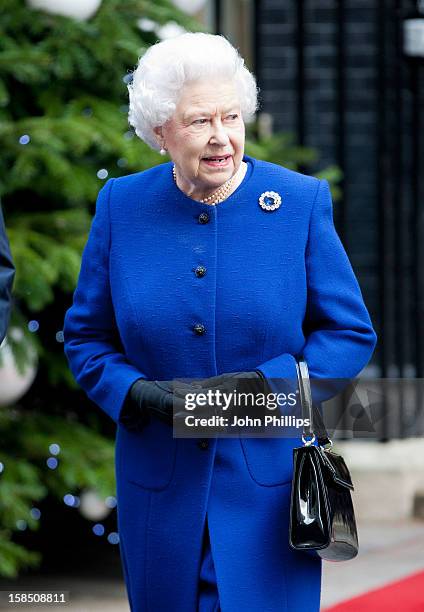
119,378,198,430
207,370,269,425
173,370,268,422
119,372,268,432
193,370,266,391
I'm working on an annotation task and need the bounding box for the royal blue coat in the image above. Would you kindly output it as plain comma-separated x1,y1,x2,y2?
63,154,377,611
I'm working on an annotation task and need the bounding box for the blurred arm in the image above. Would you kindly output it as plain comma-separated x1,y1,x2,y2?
0,203,15,345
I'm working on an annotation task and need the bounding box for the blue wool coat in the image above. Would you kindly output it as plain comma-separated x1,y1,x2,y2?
63,154,377,611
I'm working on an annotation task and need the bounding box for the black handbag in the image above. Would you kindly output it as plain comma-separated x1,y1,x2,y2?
288,357,359,561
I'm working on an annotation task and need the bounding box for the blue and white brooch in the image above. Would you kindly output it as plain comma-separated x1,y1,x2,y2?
258,190,282,212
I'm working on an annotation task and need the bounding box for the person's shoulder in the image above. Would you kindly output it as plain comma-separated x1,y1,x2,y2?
248,156,320,191
108,162,171,197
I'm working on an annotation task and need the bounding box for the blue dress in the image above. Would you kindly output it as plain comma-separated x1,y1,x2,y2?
63,154,377,611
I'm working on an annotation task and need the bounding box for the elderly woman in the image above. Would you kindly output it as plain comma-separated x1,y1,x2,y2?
63,32,377,612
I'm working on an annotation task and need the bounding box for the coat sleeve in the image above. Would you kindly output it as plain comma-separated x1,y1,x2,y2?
63,178,146,425
0,203,15,345
255,178,377,404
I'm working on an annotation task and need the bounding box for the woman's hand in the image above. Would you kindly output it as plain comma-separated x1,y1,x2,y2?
120,378,207,430
120,372,268,431
173,371,268,421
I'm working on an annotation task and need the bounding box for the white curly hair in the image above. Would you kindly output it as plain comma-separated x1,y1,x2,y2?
127,32,260,151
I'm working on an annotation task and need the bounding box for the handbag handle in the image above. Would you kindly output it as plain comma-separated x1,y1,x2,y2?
295,356,332,448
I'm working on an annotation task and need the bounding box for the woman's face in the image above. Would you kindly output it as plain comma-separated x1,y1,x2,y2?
155,78,245,198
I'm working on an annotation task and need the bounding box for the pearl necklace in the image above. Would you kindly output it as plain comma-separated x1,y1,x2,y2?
172,162,244,205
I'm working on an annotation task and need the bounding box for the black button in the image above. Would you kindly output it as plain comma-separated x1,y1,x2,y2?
195,266,207,278
198,212,209,224
197,439,209,450
193,323,206,335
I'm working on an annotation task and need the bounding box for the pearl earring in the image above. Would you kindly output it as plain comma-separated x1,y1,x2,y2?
160,147,167,156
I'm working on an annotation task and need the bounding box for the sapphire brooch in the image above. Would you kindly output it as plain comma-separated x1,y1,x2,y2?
258,191,282,211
